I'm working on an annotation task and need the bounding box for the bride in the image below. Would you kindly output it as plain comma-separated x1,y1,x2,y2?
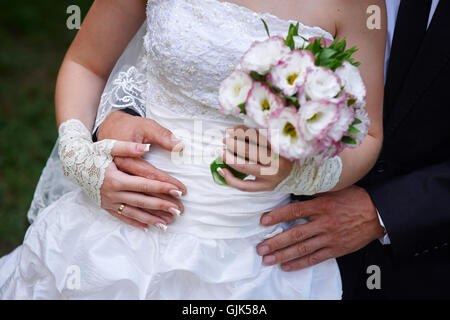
0,0,386,299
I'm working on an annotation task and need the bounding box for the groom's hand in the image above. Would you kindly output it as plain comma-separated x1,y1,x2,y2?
257,186,386,271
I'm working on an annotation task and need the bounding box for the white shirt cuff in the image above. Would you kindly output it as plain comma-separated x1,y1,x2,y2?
376,210,391,245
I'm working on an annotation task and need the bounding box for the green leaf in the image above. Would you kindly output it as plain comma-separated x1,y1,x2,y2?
317,48,337,66
303,34,361,70
261,18,271,38
341,136,357,145
347,126,361,135
210,157,248,186
352,118,362,125
237,102,246,115
284,22,300,50
249,71,267,82
347,98,357,106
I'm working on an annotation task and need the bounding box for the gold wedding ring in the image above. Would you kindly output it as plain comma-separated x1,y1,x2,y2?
117,204,126,215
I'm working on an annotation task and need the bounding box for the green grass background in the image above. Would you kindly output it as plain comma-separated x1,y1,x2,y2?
0,0,93,256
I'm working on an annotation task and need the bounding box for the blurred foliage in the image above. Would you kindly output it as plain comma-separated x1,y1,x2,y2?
0,0,93,256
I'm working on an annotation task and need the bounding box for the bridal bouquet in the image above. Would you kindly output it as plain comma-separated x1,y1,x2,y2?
211,21,369,185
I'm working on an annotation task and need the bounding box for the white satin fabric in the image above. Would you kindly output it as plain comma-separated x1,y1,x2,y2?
0,0,341,299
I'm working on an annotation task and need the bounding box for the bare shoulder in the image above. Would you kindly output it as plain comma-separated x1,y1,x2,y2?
289,0,385,38
331,0,387,35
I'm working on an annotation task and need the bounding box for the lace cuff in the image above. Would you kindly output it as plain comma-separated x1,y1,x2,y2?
58,119,116,206
274,157,343,195
94,63,147,132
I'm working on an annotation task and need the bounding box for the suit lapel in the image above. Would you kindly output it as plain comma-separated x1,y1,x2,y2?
385,0,450,138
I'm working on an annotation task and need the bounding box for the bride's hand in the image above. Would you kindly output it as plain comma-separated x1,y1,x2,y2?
219,126,294,192
59,119,186,231
101,159,185,232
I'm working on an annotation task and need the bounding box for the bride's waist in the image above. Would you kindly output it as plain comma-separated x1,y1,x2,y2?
142,149,290,239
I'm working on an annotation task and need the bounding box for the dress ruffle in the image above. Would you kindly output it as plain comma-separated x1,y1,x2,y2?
0,190,341,299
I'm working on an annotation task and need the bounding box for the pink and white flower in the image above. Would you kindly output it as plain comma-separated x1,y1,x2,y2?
268,107,314,159
268,50,316,96
218,70,253,115
336,61,366,105
349,108,370,147
327,102,355,142
245,82,285,127
298,99,339,141
239,36,290,75
304,67,342,101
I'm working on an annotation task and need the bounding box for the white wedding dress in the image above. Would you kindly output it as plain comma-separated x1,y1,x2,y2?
0,0,341,299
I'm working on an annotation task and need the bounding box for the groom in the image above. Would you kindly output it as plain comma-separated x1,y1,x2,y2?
95,0,450,299
256,0,450,299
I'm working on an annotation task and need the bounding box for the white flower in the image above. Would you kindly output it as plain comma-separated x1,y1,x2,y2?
336,61,366,104
327,102,355,142
349,108,370,147
239,36,291,75
304,67,342,101
293,36,309,49
268,50,316,96
245,82,285,127
268,107,314,159
219,70,253,115
298,100,339,141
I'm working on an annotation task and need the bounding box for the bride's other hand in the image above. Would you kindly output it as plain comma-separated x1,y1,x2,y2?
220,126,294,192
101,161,185,232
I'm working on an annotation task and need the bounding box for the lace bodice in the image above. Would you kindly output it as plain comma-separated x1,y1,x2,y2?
143,0,333,120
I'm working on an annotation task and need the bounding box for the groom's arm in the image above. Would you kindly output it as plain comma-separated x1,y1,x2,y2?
256,160,450,271
366,160,450,260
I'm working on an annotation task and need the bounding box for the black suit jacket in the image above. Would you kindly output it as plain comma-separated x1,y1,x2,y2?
338,1,450,299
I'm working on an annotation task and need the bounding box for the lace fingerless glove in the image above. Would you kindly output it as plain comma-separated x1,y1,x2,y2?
274,157,343,195
58,119,116,206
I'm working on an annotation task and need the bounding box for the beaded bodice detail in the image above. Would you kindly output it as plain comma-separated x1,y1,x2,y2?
143,0,333,120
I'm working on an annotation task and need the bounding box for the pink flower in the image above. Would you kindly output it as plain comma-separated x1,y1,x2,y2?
268,50,316,96
268,107,314,160
219,70,253,115
348,108,370,148
298,99,339,141
327,100,355,142
336,61,366,106
303,67,342,101
245,82,285,128
239,36,291,75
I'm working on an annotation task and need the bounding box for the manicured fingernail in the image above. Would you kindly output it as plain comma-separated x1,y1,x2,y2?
258,245,270,255
261,216,272,225
169,190,183,197
263,255,276,265
139,144,151,152
282,265,291,271
155,223,167,231
172,136,185,151
217,168,225,177
169,207,181,216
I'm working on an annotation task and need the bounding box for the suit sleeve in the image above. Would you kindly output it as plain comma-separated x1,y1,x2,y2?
366,160,450,260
